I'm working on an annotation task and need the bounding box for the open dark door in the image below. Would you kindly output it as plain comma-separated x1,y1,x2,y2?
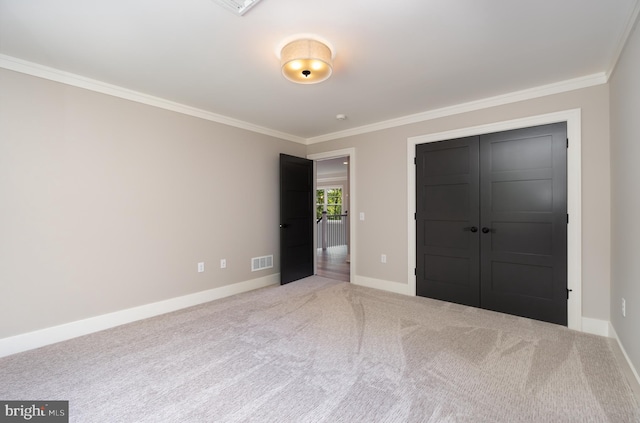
280,154,314,284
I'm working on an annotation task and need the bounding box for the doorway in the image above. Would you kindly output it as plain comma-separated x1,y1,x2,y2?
308,148,356,283
315,157,350,281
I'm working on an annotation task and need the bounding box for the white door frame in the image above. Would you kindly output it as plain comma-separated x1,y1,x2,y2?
308,148,356,283
407,109,582,330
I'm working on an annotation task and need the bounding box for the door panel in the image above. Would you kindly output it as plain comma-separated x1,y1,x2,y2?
489,135,553,171
424,256,472,287
491,222,552,255
491,180,553,212
416,136,480,306
423,184,471,219
491,262,554,299
422,145,471,176
423,221,470,250
280,154,314,284
480,123,567,325
416,123,567,326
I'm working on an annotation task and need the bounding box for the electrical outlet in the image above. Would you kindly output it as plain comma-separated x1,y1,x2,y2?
197,262,205,273
359,212,365,221
622,298,626,317
381,254,387,263
220,259,227,269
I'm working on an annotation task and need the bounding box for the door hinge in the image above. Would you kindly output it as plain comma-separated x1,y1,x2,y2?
414,268,417,276
567,213,569,224
567,288,573,299
414,212,417,220
567,138,569,148
414,157,417,165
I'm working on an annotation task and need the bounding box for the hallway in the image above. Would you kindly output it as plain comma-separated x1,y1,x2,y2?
316,245,350,282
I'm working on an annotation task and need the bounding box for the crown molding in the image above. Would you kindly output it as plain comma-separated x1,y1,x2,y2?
0,54,306,145
317,176,347,184
607,0,640,80
0,54,609,146
306,73,606,144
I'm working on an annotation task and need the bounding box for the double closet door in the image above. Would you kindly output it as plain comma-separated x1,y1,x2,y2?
416,123,567,325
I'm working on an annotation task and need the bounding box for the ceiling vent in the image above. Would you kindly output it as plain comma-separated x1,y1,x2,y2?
210,0,263,16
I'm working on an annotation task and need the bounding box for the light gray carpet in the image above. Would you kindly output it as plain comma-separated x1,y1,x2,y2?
1,277,639,422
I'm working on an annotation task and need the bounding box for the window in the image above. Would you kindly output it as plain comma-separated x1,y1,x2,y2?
316,187,343,220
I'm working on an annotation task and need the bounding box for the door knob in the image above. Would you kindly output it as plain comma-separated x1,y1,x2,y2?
481,227,491,234
463,226,478,233
280,224,289,229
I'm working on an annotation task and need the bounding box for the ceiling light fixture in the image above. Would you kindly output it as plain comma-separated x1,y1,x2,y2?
280,39,333,84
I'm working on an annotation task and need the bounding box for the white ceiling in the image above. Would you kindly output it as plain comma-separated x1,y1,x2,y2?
1,0,639,142
317,157,348,179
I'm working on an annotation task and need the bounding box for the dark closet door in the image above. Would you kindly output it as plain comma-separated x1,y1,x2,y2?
479,123,567,325
416,136,480,307
279,154,314,284
416,123,567,325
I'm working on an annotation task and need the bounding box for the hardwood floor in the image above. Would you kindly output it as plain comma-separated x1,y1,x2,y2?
316,245,350,282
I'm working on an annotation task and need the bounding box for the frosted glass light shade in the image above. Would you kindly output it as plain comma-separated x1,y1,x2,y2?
280,39,333,84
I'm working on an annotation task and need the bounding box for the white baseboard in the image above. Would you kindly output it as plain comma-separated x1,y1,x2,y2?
0,274,280,358
581,317,611,337
352,276,411,295
579,317,640,392
608,323,640,390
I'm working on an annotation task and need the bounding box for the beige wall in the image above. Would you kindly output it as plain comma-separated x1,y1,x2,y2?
308,84,612,321
0,64,614,341
0,68,305,338
610,19,640,374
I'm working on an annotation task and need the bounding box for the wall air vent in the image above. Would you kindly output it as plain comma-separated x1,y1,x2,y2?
251,255,273,272
210,0,263,16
